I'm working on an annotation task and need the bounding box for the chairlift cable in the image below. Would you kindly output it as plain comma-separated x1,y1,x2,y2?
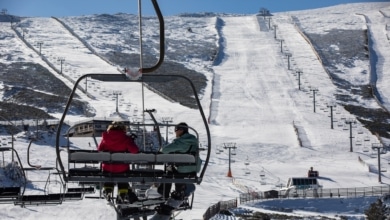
138,0,147,151
138,0,143,72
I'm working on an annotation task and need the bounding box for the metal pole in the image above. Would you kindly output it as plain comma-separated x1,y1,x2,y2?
36,118,38,138
310,88,319,113
57,57,65,74
224,143,236,177
372,144,383,183
312,90,316,113
273,25,277,39
11,134,14,162
85,77,88,92
37,42,43,55
268,17,271,29
280,39,284,53
116,93,119,112
165,121,168,144
330,106,334,129
349,123,353,152
377,148,381,183
298,71,301,90
228,148,232,177
286,54,291,70
296,70,302,91
344,118,355,152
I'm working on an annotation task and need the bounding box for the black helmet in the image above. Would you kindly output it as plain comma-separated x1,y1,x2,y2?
175,122,188,133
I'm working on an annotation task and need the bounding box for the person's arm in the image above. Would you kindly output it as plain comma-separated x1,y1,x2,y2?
97,140,105,151
97,132,107,151
127,138,139,153
161,138,191,154
160,139,180,154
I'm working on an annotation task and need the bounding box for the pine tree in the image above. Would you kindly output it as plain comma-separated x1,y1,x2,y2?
365,198,390,220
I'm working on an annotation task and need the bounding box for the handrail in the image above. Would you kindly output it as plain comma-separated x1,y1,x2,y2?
144,109,163,151
26,140,56,170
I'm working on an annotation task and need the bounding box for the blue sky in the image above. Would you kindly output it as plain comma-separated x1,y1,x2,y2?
1,0,389,17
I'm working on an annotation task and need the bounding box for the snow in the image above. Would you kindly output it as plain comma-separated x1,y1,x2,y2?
1,2,390,219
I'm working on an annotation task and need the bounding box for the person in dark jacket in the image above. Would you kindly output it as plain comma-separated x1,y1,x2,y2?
157,122,201,199
98,121,139,203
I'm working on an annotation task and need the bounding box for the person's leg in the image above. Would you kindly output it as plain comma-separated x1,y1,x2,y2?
169,183,186,200
175,183,186,193
117,182,129,195
157,182,172,199
117,182,130,203
103,182,115,200
103,182,114,193
157,170,175,199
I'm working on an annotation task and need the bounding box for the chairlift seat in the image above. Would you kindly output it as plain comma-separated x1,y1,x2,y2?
24,167,56,171
67,187,95,193
0,187,20,197
0,187,21,203
19,194,61,203
15,193,82,206
67,150,199,183
69,167,102,176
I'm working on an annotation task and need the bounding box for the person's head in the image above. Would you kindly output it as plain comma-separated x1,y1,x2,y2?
107,121,126,132
174,122,188,137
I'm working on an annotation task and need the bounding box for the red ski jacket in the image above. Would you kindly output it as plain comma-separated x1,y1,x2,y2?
98,130,139,173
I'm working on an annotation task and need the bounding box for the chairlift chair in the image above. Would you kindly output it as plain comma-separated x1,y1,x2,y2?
244,156,250,166
216,146,221,154
259,170,266,185
260,169,265,177
355,138,362,146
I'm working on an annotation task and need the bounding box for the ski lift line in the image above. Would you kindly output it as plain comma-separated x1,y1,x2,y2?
138,0,143,71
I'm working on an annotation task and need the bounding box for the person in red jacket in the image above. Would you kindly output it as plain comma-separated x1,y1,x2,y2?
98,121,139,203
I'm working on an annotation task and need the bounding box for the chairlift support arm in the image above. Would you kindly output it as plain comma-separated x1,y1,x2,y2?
140,0,165,73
